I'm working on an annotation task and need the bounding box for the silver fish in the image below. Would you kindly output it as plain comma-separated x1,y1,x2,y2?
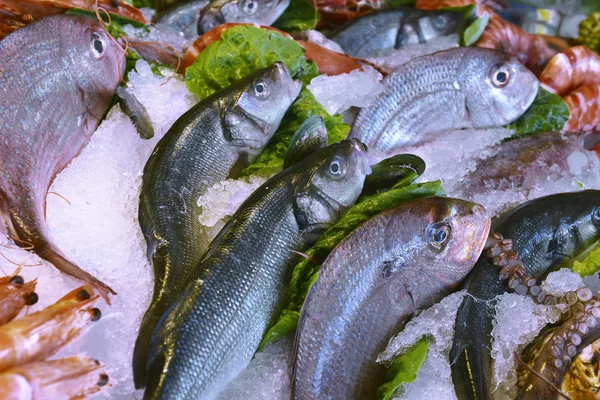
153,1,208,39
0,15,124,299
199,0,290,34
348,47,539,156
143,137,370,399
132,62,301,388
331,8,466,59
292,197,490,399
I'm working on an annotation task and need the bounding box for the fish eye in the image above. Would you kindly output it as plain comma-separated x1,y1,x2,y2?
593,207,600,225
491,64,511,88
253,80,270,98
91,32,106,59
433,14,449,29
327,156,346,178
242,0,258,14
427,222,452,252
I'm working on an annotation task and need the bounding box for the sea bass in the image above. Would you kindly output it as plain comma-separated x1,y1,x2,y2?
348,47,539,156
292,197,490,400
133,62,300,388
330,8,465,59
143,138,370,399
450,191,600,400
0,15,124,298
154,0,289,39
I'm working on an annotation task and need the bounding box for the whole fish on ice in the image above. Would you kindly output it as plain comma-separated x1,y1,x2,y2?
133,62,300,388
143,136,370,399
292,197,490,399
0,15,124,299
348,47,539,156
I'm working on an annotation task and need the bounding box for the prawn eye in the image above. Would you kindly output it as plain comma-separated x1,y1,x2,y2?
253,80,270,98
91,32,106,58
491,64,511,88
427,222,452,252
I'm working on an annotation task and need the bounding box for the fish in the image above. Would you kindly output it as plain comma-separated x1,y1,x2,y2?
142,136,370,399
116,86,155,140
450,190,600,400
291,197,490,399
132,62,301,389
348,47,539,156
153,0,290,39
362,153,425,196
330,8,466,59
0,15,124,299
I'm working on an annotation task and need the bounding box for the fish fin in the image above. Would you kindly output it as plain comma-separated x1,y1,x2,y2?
283,115,328,169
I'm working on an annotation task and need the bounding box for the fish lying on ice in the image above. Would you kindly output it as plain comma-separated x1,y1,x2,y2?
451,190,600,400
348,47,539,156
330,8,465,59
292,197,490,399
0,15,124,299
143,135,370,399
133,62,301,388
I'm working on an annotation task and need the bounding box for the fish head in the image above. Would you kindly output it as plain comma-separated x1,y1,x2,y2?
399,10,465,46
460,48,539,128
228,62,301,158
399,197,491,289
199,0,290,32
293,139,370,240
68,16,125,95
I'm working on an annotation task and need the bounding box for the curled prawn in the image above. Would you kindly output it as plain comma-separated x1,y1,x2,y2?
540,46,600,96
0,285,101,372
564,84,600,132
0,355,109,400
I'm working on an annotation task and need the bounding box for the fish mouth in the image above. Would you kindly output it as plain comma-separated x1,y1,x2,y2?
519,79,540,113
274,62,302,99
350,138,372,175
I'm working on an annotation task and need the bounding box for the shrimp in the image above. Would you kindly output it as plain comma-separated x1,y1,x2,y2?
564,84,600,132
0,275,37,326
540,46,600,96
0,355,109,400
0,285,101,372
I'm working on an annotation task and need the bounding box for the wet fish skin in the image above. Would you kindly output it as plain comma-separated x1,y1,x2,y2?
348,47,539,156
132,62,300,389
331,8,465,59
153,1,208,39
116,86,155,140
198,0,290,34
450,190,600,400
0,15,124,299
143,139,370,400
292,197,490,400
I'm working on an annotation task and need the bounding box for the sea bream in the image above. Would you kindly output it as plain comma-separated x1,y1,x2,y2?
0,15,124,299
142,136,370,399
330,8,466,59
133,62,300,388
451,191,600,400
348,47,539,156
292,197,490,399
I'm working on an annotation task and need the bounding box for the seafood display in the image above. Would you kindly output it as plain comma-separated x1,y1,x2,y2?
1,0,600,399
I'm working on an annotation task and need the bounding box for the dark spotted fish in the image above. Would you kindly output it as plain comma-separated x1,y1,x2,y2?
0,15,124,299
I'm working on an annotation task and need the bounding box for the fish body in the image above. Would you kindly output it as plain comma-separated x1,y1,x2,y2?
348,47,539,156
330,8,465,59
153,1,208,39
0,15,124,298
450,190,600,400
133,63,300,388
143,139,370,399
292,197,490,399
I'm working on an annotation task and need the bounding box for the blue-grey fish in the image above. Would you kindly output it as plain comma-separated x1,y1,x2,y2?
451,190,600,400
330,8,466,59
348,47,539,156
0,15,124,300
292,197,490,399
132,62,300,389
143,137,370,399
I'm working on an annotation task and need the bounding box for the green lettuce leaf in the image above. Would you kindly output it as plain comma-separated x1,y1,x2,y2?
463,12,489,46
273,0,320,34
506,87,570,137
185,25,318,100
259,180,446,349
376,337,429,400
240,89,349,178
573,242,600,277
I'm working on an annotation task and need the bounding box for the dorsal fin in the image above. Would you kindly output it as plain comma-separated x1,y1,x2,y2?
284,115,328,169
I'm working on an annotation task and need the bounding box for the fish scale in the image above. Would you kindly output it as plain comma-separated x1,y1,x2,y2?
0,15,124,298
349,47,539,156
143,139,369,399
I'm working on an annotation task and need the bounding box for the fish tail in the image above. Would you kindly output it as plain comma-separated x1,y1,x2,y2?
133,305,162,389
